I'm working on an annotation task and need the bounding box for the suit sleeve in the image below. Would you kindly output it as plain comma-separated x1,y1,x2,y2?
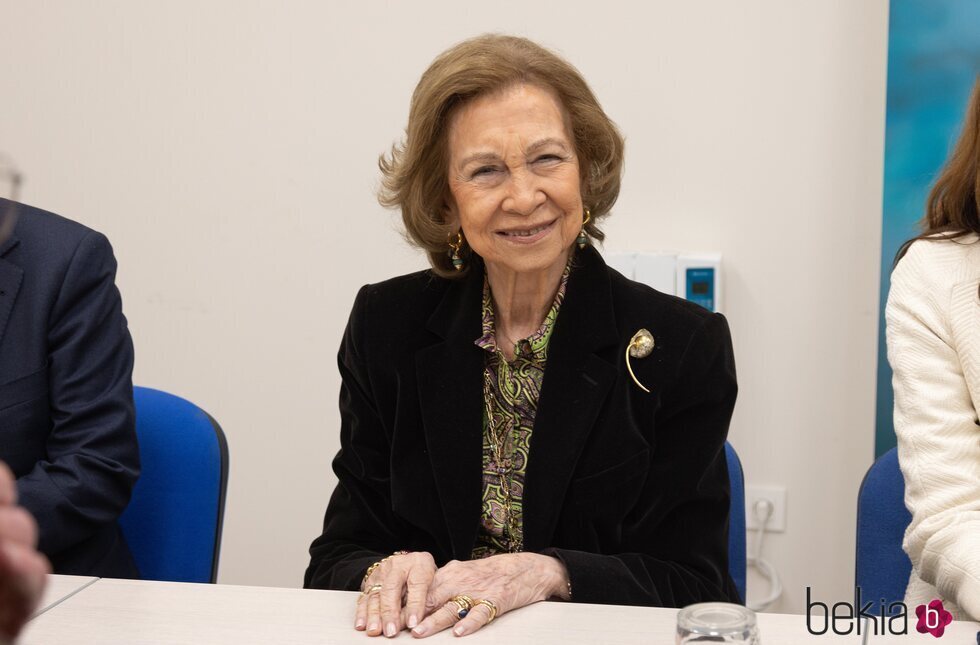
16,231,140,556
543,312,739,607
886,249,980,621
304,286,412,590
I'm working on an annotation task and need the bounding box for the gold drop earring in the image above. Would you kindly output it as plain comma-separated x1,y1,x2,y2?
577,207,591,249
448,231,465,271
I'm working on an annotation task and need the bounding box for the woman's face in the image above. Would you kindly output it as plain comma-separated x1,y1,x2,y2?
445,83,583,278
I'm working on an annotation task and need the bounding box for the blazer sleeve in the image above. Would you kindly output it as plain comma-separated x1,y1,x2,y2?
886,248,980,620
543,312,739,607
15,231,140,556
304,286,413,590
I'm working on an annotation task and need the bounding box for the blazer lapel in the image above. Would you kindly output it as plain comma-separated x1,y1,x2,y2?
414,248,621,557
0,236,23,352
415,263,486,559
522,247,619,552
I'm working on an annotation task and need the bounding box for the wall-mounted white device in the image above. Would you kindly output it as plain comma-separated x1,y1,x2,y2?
604,251,723,313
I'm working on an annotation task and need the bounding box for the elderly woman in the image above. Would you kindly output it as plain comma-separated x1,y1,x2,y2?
304,35,739,638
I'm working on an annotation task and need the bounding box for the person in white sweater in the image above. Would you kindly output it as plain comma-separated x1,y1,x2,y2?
886,77,980,622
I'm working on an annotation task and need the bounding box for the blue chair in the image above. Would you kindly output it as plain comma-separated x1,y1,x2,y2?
119,387,229,583
856,447,912,605
725,442,747,604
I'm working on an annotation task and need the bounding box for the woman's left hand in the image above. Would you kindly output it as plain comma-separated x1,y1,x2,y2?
410,553,570,638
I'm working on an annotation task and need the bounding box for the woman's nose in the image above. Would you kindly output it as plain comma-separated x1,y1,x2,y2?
502,168,545,215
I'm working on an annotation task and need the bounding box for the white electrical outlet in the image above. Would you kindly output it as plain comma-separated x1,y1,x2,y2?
745,485,786,532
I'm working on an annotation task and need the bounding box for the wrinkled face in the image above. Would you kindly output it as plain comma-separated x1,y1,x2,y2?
445,84,583,277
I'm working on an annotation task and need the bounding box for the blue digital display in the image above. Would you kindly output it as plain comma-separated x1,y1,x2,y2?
685,268,715,312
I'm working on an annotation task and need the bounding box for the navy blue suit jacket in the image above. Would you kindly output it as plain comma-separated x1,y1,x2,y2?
0,199,140,577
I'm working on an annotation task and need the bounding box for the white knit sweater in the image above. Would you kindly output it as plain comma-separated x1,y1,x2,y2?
886,234,980,621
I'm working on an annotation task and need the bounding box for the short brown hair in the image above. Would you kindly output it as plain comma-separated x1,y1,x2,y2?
378,34,625,277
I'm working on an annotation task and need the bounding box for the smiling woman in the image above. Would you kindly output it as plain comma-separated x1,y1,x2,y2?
304,34,741,639
447,85,582,302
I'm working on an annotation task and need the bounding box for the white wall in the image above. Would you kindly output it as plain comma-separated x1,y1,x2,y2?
0,0,887,614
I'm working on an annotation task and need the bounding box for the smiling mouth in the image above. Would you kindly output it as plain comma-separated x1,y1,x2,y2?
497,220,555,238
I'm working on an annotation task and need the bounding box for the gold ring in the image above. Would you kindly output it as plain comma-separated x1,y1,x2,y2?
362,550,410,586
449,594,474,620
444,599,466,621
361,583,383,596
477,599,498,623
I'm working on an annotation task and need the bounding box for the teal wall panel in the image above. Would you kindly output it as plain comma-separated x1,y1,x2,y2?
876,1,980,456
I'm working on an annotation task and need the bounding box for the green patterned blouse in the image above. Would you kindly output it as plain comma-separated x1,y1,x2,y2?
470,261,571,558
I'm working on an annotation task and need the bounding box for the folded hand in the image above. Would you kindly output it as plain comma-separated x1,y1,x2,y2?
355,551,436,638
411,553,569,638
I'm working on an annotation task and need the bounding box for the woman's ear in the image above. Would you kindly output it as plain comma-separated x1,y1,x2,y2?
442,195,460,229
580,162,595,203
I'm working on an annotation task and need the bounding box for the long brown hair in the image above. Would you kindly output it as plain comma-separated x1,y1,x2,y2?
896,75,980,263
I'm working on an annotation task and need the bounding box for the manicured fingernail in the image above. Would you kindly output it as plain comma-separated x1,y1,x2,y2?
413,624,428,636
385,622,397,637
454,624,467,636
407,614,418,629
355,618,366,629
368,621,379,633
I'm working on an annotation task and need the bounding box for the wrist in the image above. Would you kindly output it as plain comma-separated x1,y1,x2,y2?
520,553,571,601
547,557,572,601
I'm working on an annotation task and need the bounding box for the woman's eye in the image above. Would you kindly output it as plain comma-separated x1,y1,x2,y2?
472,166,499,177
534,154,562,164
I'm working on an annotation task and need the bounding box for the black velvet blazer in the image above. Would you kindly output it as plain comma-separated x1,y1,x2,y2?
305,245,740,607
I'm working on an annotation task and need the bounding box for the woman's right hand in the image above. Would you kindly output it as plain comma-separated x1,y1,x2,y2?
356,551,436,638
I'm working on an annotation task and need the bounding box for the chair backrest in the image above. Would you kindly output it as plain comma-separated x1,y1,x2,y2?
725,441,747,604
119,387,229,583
856,447,912,605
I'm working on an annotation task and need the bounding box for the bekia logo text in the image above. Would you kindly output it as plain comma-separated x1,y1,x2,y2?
806,587,951,638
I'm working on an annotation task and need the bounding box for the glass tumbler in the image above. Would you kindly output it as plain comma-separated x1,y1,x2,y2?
676,602,760,644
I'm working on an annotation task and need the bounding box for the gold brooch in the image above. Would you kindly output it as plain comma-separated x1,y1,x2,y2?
626,329,654,393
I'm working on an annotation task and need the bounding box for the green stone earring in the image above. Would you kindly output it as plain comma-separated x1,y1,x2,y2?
448,231,465,271
577,207,592,249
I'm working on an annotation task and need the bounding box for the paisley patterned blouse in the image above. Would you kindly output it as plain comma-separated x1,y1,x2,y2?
470,261,571,558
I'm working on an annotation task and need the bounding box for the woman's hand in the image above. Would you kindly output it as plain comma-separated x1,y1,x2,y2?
411,553,569,638
355,551,437,638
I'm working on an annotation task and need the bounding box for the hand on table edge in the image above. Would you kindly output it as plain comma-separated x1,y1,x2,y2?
409,552,570,639
355,551,437,637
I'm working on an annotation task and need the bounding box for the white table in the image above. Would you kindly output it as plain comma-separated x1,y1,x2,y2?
20,578,980,644
31,574,98,617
